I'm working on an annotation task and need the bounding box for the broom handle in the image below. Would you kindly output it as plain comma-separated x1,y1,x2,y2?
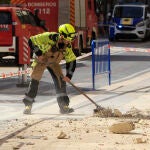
68,81,100,107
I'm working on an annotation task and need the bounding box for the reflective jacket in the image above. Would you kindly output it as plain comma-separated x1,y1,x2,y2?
30,32,55,53
30,32,76,63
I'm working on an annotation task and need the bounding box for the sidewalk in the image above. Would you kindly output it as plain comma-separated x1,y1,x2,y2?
0,71,150,150
31,70,150,117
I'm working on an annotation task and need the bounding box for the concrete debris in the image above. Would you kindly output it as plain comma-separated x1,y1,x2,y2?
109,121,135,134
94,107,113,117
57,131,68,139
134,138,147,144
113,109,122,117
26,142,35,145
124,107,150,119
94,106,150,119
94,108,122,118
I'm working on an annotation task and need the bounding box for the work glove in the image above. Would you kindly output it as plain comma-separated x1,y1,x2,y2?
51,45,59,52
58,42,65,49
62,76,70,82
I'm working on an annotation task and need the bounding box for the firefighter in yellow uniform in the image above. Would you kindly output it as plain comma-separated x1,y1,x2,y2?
23,24,77,114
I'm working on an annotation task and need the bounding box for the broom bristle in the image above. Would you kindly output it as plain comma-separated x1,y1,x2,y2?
93,107,113,117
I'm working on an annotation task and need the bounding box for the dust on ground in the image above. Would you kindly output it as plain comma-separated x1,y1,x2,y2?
0,107,150,150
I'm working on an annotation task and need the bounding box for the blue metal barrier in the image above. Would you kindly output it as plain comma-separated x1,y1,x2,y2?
91,40,111,90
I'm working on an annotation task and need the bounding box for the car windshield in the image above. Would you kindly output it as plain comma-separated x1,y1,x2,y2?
114,6,143,18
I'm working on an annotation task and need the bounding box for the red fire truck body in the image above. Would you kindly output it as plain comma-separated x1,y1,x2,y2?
18,0,98,50
24,0,58,32
11,0,99,51
0,6,44,65
0,0,98,65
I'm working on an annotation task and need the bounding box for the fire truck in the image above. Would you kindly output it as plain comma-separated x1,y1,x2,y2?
0,0,99,66
0,5,45,66
10,0,99,54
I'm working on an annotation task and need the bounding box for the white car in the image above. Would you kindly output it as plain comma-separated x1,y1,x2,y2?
109,4,150,41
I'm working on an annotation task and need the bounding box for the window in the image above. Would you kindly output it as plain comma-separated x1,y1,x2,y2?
28,12,37,26
114,6,143,18
22,10,30,24
16,10,24,23
16,10,37,26
0,11,12,24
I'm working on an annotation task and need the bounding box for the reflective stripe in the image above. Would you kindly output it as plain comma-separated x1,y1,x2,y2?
56,93,67,97
24,95,34,102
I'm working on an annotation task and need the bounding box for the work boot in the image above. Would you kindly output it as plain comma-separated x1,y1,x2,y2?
60,106,74,114
23,105,32,115
23,98,33,115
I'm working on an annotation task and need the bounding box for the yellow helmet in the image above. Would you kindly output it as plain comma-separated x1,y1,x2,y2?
58,24,76,41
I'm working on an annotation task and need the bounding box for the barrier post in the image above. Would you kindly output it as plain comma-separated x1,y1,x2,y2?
16,64,30,87
91,40,96,89
91,39,111,90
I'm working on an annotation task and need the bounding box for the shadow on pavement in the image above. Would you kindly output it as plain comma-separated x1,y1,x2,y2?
0,78,56,96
